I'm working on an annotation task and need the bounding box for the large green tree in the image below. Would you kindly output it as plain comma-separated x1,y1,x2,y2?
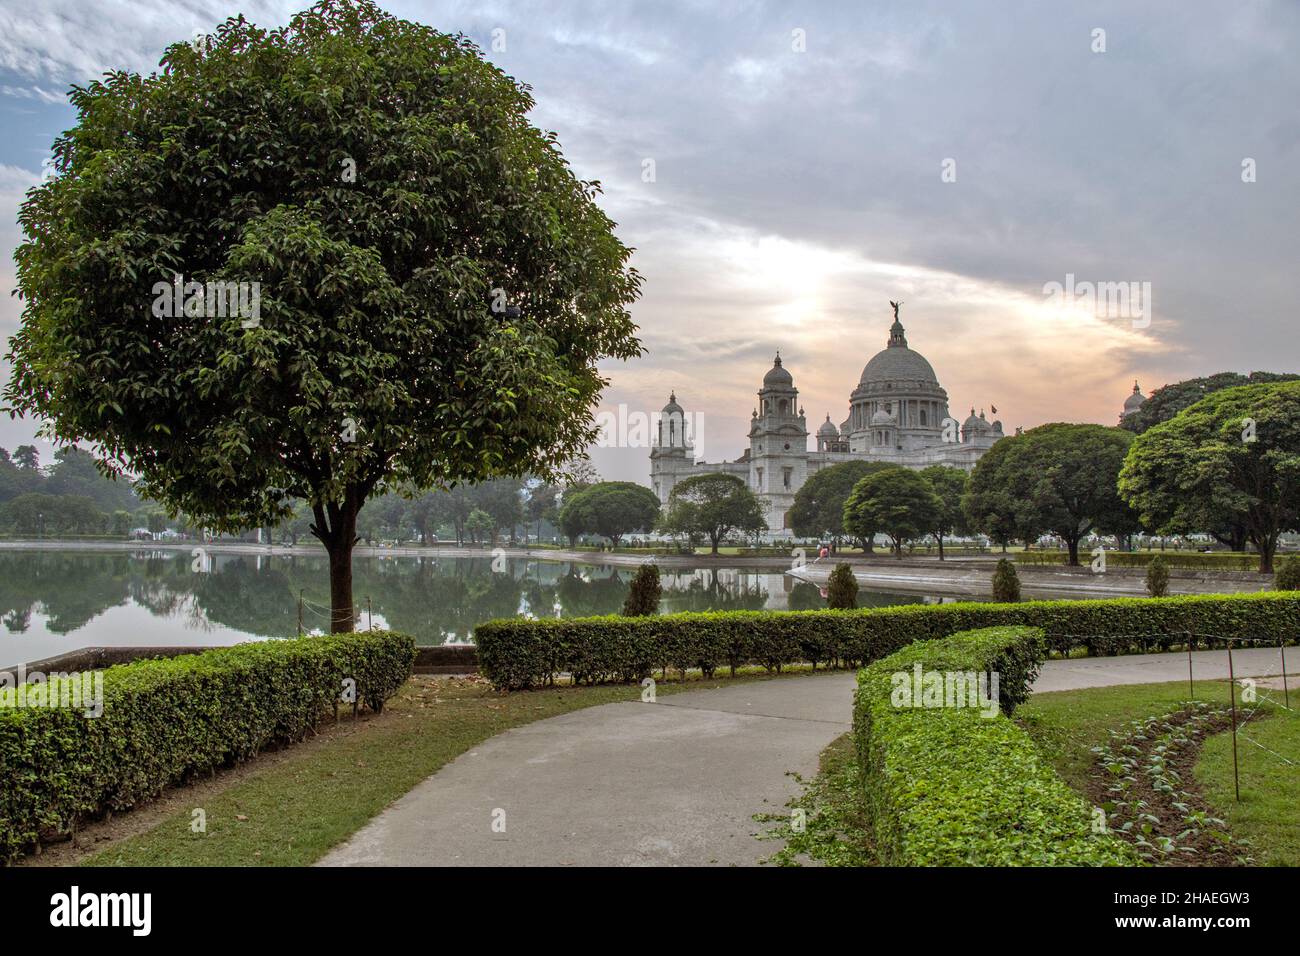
918,465,970,560
3,2,641,630
964,423,1135,566
1119,382,1300,572
559,481,660,549
843,468,942,558
659,473,767,555
1122,371,1298,435
787,459,893,551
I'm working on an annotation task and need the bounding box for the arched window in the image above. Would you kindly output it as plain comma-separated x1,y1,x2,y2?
778,399,788,415
920,409,928,426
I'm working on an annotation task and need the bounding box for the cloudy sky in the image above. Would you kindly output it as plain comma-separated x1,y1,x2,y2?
0,0,1296,483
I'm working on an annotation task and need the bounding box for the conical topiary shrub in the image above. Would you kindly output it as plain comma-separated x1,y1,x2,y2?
622,563,662,616
826,563,858,609
1145,554,1170,597
992,558,1021,603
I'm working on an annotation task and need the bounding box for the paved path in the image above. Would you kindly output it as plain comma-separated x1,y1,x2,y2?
319,647,1294,867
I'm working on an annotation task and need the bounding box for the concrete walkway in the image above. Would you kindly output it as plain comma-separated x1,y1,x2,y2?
319,647,1294,867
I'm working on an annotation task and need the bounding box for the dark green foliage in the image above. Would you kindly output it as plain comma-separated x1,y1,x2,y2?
826,563,858,609
658,473,766,554
843,467,941,558
1122,371,1299,435
0,629,414,862
1120,382,1300,573
559,481,661,548
0,492,106,535
474,591,1300,690
852,626,1138,865
1275,555,1300,591
4,1,642,630
621,564,662,616
992,558,1021,603
1145,555,1170,597
965,423,1138,565
788,460,893,545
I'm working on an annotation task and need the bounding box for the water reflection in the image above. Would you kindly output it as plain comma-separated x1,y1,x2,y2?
0,549,929,667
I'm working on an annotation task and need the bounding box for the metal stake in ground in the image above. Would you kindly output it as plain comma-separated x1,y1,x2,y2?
298,589,304,637
367,595,373,631
1186,638,1194,701
1280,638,1290,709
1228,643,1240,802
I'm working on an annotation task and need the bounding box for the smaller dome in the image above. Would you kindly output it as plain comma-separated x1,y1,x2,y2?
763,353,793,387
871,407,896,426
662,391,683,416
991,420,1004,434
1124,380,1146,412
962,407,980,429
817,414,838,437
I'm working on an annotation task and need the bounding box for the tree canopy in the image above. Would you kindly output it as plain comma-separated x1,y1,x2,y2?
963,423,1136,564
557,480,660,548
843,467,942,558
1119,382,1300,572
918,465,970,559
787,459,894,549
1121,371,1298,434
3,1,641,629
659,473,766,554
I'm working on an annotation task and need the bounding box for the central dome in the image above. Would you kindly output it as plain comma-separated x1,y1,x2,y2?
859,345,939,387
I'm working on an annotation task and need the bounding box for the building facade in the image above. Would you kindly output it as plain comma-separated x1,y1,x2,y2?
650,311,1008,533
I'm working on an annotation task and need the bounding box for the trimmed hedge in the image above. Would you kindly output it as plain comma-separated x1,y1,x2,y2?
0,630,414,862
853,626,1139,866
475,591,1300,689
1015,551,1265,571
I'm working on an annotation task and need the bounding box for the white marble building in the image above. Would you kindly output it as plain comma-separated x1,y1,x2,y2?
650,310,1007,533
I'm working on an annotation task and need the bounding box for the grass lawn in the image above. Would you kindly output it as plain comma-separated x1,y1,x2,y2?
74,667,819,867
768,677,1297,867
1019,679,1298,866
1197,693,1300,866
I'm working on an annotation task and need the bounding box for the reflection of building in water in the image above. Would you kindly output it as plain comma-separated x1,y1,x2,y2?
651,309,1008,534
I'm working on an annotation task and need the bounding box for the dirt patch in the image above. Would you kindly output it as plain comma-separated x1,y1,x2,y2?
1086,703,1258,867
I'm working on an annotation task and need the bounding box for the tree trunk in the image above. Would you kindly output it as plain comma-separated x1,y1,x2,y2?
937,534,945,561
327,542,355,632
1066,537,1080,567
1253,530,1278,573
710,533,720,555
311,496,361,634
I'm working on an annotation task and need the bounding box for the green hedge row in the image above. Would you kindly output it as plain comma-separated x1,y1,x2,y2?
474,591,1300,689
1014,551,1265,571
0,630,415,862
853,626,1139,865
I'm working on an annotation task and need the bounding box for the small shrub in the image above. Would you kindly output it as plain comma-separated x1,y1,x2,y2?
1146,554,1170,597
826,563,858,609
621,564,662,616
1275,555,1300,591
992,558,1021,602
